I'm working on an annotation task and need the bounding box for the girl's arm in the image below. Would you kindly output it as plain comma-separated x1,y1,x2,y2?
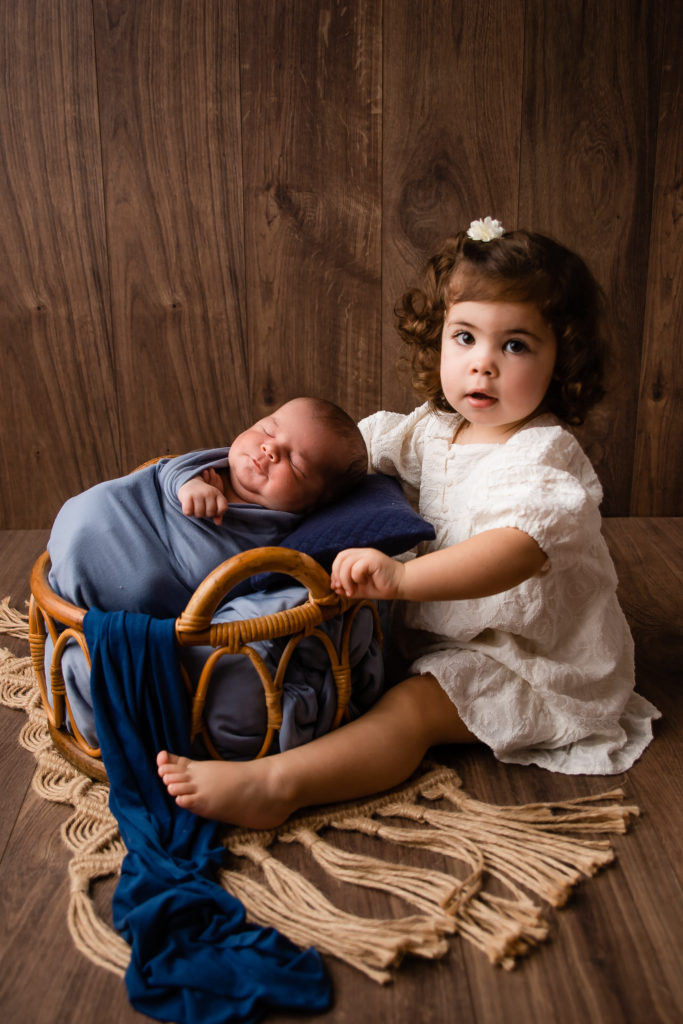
330,528,547,602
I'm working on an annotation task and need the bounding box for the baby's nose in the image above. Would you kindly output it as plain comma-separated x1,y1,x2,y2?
261,442,279,462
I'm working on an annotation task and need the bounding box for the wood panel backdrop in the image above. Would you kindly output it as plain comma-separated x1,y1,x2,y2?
1,0,680,529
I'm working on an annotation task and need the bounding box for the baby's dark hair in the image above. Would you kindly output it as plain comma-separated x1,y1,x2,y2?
395,228,608,424
298,397,368,503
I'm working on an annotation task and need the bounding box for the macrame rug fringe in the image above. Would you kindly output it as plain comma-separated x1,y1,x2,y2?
1,616,640,984
0,596,29,639
0,644,130,976
221,767,638,978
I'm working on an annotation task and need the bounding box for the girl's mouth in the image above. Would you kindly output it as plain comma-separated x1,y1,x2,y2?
466,392,498,408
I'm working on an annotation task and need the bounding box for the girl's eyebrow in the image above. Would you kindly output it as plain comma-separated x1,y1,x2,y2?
508,329,553,346
505,327,546,342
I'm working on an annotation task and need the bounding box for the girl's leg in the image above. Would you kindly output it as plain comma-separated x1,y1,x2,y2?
157,673,475,829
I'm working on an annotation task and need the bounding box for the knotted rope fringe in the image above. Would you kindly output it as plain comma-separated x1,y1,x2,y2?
1,607,640,983
221,766,638,977
0,645,130,975
0,596,29,638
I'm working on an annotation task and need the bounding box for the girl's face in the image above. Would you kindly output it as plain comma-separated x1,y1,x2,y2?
440,299,557,443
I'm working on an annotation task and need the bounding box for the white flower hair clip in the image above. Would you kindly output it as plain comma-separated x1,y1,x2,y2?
467,217,505,242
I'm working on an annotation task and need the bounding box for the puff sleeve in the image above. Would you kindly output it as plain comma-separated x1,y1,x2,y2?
463,423,605,571
359,404,444,501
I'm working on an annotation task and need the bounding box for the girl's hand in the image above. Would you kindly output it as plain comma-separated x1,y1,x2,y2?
330,547,405,600
178,474,229,524
334,529,548,604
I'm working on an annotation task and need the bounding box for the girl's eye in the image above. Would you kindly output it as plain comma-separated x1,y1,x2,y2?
504,338,528,354
454,330,475,346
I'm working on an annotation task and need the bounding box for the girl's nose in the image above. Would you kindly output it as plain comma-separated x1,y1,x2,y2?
470,346,497,375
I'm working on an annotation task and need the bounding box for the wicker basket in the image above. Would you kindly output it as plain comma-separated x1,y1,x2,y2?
29,546,380,782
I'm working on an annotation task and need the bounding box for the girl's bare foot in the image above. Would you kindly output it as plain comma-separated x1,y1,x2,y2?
157,677,473,829
156,750,295,829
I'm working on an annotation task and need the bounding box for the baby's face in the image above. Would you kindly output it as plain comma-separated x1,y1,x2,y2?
227,399,338,512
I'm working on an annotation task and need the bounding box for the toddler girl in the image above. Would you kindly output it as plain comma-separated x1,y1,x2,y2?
158,219,660,827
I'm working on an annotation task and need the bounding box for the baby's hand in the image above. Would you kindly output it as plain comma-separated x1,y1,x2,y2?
200,467,225,493
178,473,229,525
330,547,405,600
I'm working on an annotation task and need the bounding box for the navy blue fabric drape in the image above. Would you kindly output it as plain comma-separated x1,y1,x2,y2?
83,607,331,1024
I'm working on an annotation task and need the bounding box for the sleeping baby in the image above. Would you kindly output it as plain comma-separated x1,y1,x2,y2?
49,397,368,617
46,397,388,758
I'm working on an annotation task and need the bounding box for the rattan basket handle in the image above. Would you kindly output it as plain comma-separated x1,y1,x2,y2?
30,551,86,629
175,546,341,643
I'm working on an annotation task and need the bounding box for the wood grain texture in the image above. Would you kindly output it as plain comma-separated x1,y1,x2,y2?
518,0,665,514
93,0,249,469
0,531,48,855
0,0,119,529
0,0,680,527
632,0,683,516
239,0,382,422
602,519,683,889
381,0,525,414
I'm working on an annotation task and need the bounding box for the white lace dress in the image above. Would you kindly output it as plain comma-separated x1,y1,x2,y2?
360,404,660,774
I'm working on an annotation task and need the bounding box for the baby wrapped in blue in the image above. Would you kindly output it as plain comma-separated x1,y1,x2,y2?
47,447,386,755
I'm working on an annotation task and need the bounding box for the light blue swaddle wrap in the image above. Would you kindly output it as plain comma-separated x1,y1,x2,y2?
48,449,300,616
46,449,385,755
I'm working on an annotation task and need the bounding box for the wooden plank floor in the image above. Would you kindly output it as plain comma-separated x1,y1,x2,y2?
0,522,681,1024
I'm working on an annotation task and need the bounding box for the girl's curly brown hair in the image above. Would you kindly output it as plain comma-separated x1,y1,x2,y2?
395,228,607,425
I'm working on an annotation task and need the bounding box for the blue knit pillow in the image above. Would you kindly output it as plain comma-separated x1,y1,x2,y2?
248,474,434,592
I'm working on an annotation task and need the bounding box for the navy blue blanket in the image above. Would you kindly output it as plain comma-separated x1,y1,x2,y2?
83,607,331,1024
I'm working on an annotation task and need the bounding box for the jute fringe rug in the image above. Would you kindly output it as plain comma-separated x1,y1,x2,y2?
0,597,640,983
